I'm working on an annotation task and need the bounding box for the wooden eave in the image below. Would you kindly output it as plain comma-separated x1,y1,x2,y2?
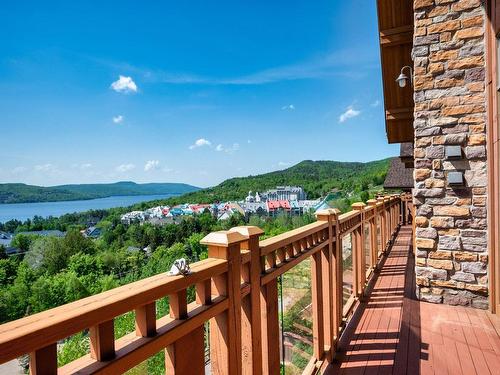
376,0,415,143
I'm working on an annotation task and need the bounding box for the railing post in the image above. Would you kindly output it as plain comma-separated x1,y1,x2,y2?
377,197,386,253
316,208,340,359
332,209,342,348
201,231,246,375
351,203,366,298
367,199,378,271
230,226,265,375
29,343,57,375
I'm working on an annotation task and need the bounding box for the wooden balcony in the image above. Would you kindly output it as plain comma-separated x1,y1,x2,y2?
325,226,500,375
6,194,494,375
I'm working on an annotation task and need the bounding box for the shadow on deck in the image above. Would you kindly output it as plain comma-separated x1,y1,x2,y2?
325,226,500,375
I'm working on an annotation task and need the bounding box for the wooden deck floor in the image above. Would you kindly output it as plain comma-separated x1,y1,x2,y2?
325,225,500,375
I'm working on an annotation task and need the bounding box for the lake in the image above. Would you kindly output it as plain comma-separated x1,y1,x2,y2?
0,194,176,223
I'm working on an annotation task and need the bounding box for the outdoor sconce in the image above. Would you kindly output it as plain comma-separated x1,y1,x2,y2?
447,171,464,186
445,145,463,160
396,66,413,88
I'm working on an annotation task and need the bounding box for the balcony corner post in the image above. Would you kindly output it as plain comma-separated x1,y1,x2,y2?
230,226,265,375
201,230,247,375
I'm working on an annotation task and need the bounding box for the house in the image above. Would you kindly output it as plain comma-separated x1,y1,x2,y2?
82,226,101,238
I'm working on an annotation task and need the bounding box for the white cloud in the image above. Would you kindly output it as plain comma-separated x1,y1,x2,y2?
116,163,135,172
163,167,173,173
281,104,295,110
34,164,56,172
215,143,240,154
371,100,381,107
278,161,291,167
113,115,124,124
110,75,138,93
144,160,160,171
189,138,211,149
339,106,361,123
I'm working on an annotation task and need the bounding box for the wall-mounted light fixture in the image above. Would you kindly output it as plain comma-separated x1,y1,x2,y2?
447,171,464,186
396,66,413,88
445,145,463,160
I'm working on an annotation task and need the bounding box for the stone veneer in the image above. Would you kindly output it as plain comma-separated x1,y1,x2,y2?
413,0,489,308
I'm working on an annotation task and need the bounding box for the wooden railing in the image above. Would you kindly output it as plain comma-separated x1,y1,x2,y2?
0,194,408,375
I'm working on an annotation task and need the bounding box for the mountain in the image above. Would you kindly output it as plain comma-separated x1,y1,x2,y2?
144,158,392,207
0,182,200,204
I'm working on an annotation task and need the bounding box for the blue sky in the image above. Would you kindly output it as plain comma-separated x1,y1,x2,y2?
0,0,397,188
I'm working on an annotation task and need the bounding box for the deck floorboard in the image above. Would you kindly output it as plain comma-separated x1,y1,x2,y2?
324,225,500,375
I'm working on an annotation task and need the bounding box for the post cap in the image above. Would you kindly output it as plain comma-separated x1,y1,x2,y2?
315,208,341,217
351,202,366,210
367,199,377,206
200,231,247,247
229,226,264,237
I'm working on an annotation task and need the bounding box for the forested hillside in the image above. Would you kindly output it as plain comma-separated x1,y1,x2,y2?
146,158,392,207
0,182,200,204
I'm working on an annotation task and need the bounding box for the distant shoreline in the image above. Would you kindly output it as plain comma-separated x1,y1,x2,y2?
0,181,200,205
0,192,191,205
0,194,179,223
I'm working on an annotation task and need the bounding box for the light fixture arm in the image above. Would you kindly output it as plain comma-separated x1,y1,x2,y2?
400,65,413,86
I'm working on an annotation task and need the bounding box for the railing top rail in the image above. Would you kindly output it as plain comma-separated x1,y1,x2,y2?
0,257,227,363
259,220,328,255
338,210,359,224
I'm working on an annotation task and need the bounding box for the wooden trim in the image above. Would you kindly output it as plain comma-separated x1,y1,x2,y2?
486,0,500,315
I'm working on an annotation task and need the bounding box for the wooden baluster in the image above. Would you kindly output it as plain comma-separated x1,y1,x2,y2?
90,320,115,361
166,289,205,374
196,279,212,306
29,343,57,375
231,226,264,375
201,231,246,375
135,302,156,337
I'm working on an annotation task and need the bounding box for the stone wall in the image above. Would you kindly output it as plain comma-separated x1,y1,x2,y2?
413,0,489,308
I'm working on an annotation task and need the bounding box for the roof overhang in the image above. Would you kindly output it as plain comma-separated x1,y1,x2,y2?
376,0,415,144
